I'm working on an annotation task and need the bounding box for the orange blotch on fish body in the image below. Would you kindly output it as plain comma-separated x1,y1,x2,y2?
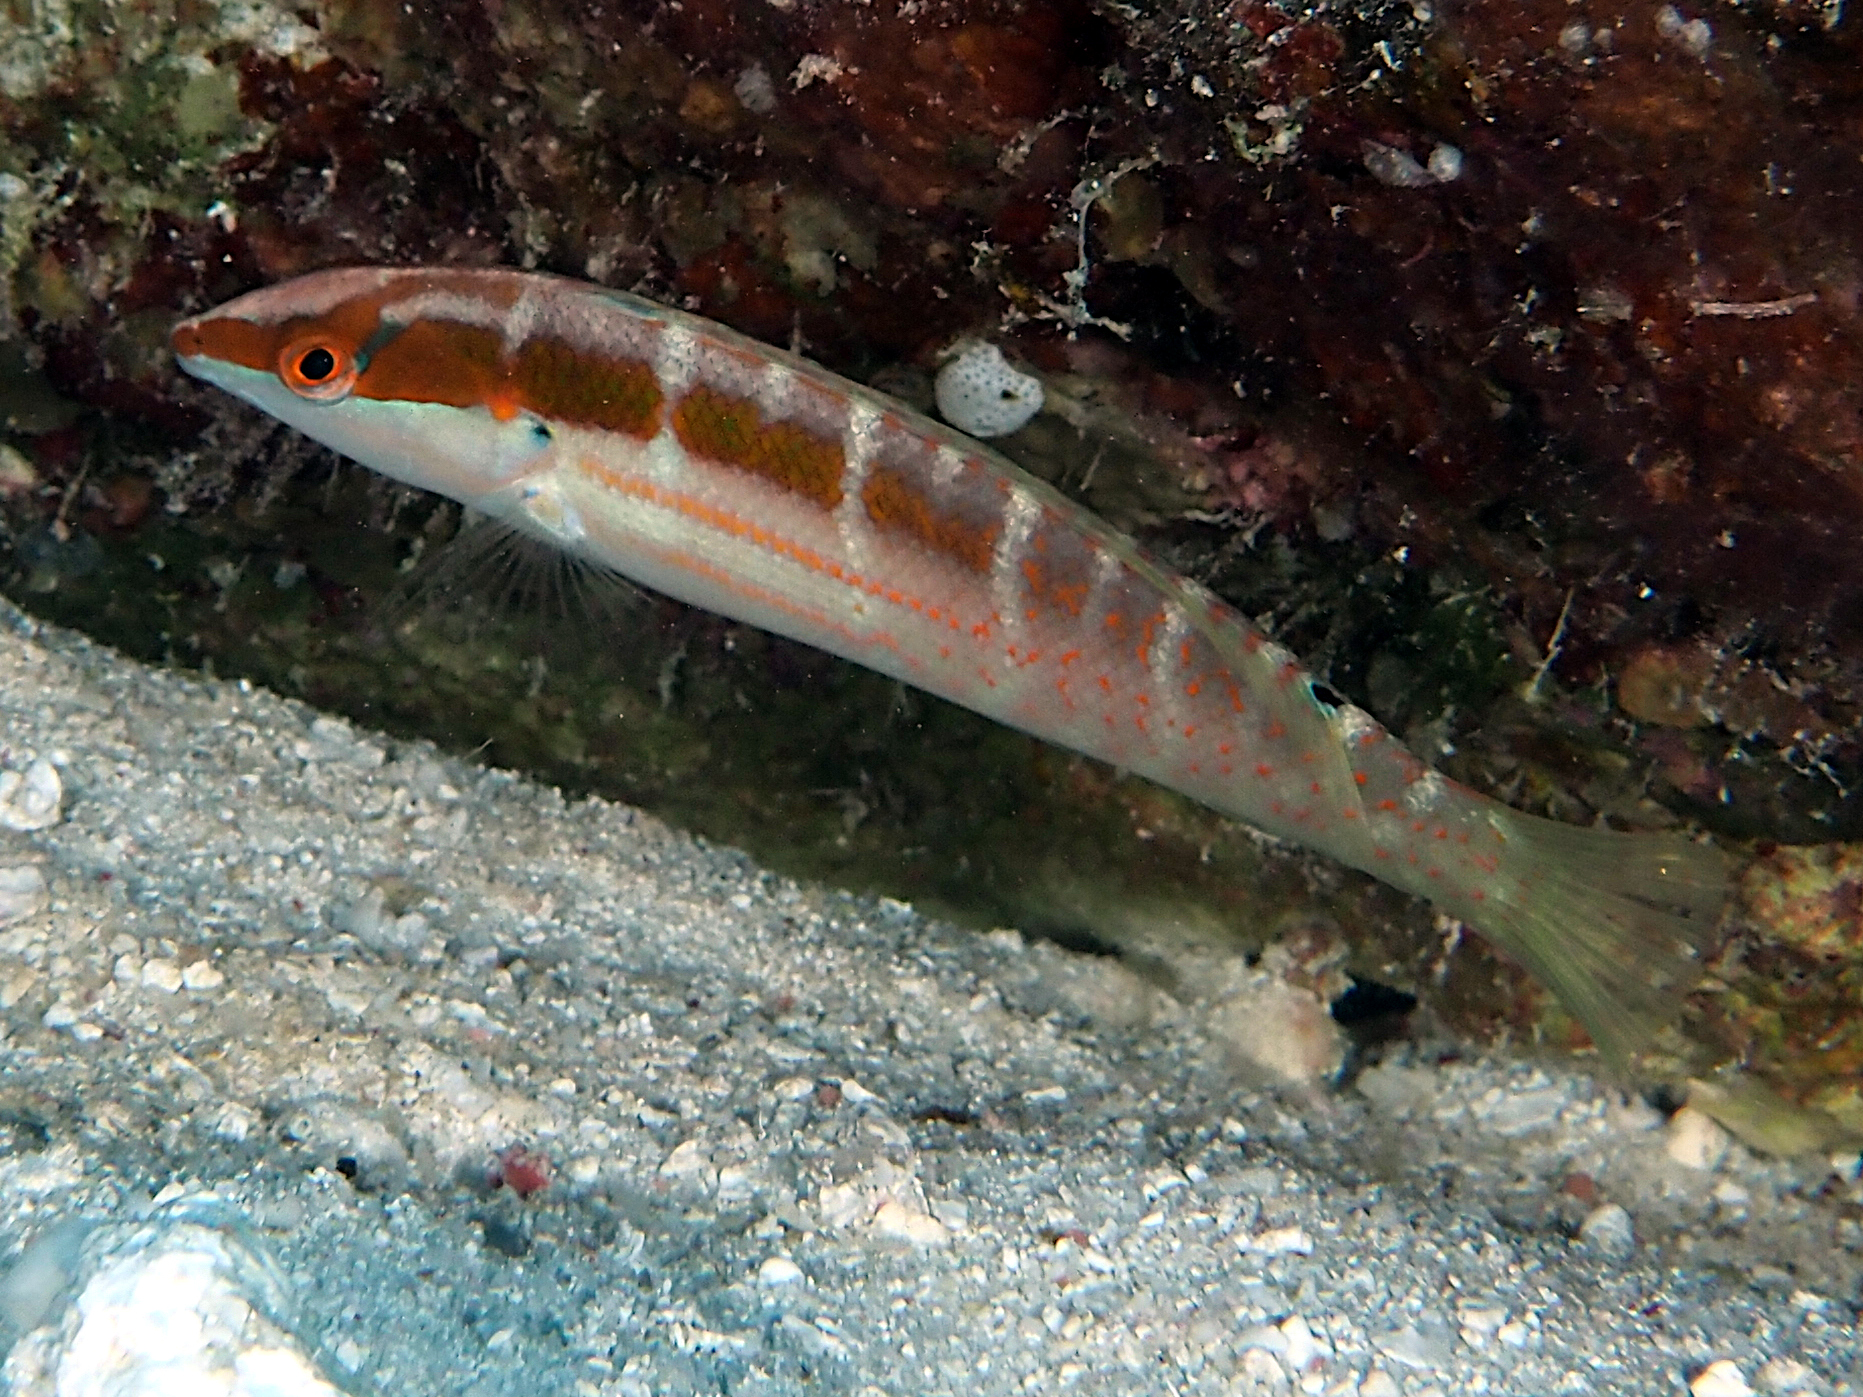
675,385,845,507
861,465,997,573
514,336,664,440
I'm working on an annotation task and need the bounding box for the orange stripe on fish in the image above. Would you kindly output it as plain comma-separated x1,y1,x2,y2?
171,264,1732,1064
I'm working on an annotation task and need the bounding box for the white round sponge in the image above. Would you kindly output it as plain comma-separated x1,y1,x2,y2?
934,342,1044,439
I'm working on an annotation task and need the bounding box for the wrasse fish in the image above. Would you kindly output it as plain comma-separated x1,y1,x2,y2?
172,267,1729,1062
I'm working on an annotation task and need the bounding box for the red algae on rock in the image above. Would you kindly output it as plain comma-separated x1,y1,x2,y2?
1742,843,1863,965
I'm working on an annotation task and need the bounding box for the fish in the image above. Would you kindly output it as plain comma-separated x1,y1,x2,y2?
171,266,1730,1063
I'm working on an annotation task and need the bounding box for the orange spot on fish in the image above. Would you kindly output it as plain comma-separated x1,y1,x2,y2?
1378,799,1398,812
1255,763,1273,777
1186,680,1202,696
1309,781,1322,795
673,384,846,508
1098,676,1113,692
1266,721,1287,740
1354,771,1368,785
862,465,997,573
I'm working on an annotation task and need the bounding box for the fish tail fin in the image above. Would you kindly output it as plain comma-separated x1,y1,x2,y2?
1456,812,1731,1065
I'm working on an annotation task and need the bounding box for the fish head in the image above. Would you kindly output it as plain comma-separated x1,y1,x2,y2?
171,266,566,506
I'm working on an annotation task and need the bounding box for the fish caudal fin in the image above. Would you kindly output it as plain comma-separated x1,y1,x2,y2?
1459,813,1730,1065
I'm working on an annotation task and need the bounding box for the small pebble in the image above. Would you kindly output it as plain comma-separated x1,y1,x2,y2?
1237,1349,1285,1384
870,1199,947,1246
1240,1226,1312,1255
0,758,62,830
0,864,48,926
181,961,225,992
1359,1371,1402,1397
1667,1107,1731,1171
141,959,183,993
1755,1357,1813,1392
757,1256,804,1287
1279,1315,1320,1369
1690,1359,1755,1397
40,1001,77,1030
1578,1202,1636,1256
1376,1323,1452,1371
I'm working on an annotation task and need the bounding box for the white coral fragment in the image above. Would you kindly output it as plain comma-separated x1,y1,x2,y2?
934,342,1044,439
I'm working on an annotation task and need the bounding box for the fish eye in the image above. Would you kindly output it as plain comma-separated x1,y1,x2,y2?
278,337,359,401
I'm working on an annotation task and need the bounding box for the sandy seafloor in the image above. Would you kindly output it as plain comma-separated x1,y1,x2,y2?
0,597,1855,1397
